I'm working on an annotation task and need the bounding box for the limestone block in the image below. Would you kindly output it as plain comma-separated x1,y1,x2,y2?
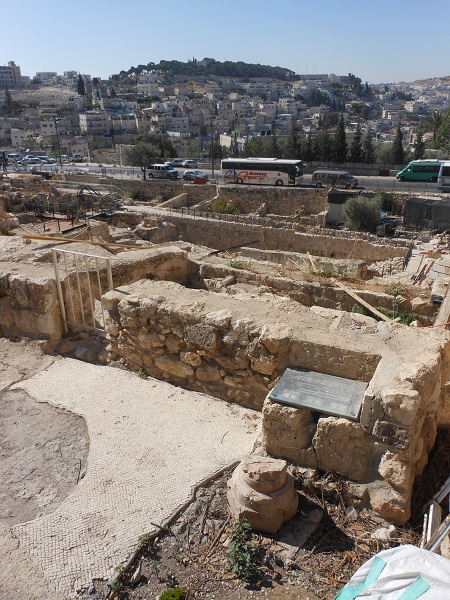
259,323,293,354
360,390,385,431
249,354,278,376
154,356,194,379
185,323,218,353
204,309,233,329
164,333,185,353
259,397,316,464
368,481,410,525
439,380,450,425
381,387,420,426
227,455,298,534
313,417,372,481
180,351,202,367
196,365,222,383
378,451,414,492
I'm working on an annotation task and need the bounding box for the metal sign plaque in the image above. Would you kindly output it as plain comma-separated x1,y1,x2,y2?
268,368,367,421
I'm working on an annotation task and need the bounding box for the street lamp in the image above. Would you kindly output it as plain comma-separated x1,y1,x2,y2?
54,117,62,168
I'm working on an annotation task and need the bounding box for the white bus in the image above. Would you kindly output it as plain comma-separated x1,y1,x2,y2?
221,158,303,186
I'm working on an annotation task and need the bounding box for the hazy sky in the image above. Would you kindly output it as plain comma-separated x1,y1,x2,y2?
4,0,450,84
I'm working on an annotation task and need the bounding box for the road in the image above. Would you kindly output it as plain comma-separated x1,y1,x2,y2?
6,163,445,194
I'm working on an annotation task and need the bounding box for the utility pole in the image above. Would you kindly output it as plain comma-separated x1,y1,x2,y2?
211,113,214,181
54,117,62,168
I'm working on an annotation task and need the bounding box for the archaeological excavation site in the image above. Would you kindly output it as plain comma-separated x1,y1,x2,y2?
3,169,450,599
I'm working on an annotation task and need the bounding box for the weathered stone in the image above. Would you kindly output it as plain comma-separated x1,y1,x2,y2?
249,354,278,376
259,323,293,354
313,417,372,481
165,333,185,354
227,455,298,534
154,356,194,379
381,387,420,426
180,351,202,367
185,323,218,353
378,451,414,492
204,310,233,329
368,481,410,525
258,397,316,464
196,365,222,383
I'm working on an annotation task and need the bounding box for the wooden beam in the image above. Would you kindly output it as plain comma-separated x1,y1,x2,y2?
333,278,393,322
21,234,155,250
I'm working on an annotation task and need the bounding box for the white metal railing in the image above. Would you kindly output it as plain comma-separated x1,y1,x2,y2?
52,248,113,333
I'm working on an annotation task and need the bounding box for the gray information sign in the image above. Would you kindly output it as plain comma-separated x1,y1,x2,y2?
268,368,367,421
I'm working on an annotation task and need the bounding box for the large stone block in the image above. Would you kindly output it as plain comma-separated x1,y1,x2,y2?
313,417,372,481
258,397,316,464
381,387,420,426
227,455,298,534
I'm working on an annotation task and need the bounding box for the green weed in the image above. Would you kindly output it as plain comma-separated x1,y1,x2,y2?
227,518,258,581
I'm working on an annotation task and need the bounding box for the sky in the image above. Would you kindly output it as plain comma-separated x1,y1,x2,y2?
3,0,450,85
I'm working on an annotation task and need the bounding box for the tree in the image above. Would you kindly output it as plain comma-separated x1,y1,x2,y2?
283,121,302,159
313,131,333,161
244,136,266,157
303,132,313,163
413,125,426,160
133,132,176,159
349,123,363,163
343,194,382,233
362,130,376,164
426,111,443,142
434,108,450,154
123,142,159,180
333,114,347,163
3,88,22,117
392,122,404,165
77,75,86,96
268,131,282,158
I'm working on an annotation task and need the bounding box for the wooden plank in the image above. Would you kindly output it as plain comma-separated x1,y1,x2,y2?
333,279,393,322
21,234,157,250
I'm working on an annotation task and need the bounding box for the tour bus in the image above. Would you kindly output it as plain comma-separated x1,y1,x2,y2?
437,162,450,192
396,160,443,182
221,158,303,186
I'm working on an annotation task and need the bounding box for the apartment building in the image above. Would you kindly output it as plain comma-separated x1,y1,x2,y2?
79,111,111,135
0,61,23,89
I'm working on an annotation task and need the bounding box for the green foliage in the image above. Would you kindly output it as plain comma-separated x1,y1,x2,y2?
211,197,240,214
342,194,382,233
351,303,370,316
384,282,406,297
283,120,302,159
137,532,151,549
362,129,376,164
137,367,147,379
317,263,335,278
131,189,146,200
77,74,86,96
333,114,348,163
227,518,258,581
414,125,426,160
349,123,363,162
392,122,404,164
160,587,186,600
124,142,160,179
145,272,155,280
230,260,252,270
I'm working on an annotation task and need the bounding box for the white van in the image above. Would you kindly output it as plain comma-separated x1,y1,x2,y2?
147,164,178,179
437,162,450,192
311,170,358,189
7,153,21,162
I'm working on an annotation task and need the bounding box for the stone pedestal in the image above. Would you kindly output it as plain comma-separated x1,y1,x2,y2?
227,454,298,534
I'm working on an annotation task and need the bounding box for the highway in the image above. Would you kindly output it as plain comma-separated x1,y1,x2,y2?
7,163,446,195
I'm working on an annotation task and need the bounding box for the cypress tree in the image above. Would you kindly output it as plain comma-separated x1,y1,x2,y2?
392,122,404,165
362,129,376,164
77,74,86,96
334,114,348,163
349,122,363,163
414,125,426,160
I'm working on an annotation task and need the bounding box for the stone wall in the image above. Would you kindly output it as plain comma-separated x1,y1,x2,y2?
103,280,380,413
101,278,450,524
216,185,327,216
163,212,409,261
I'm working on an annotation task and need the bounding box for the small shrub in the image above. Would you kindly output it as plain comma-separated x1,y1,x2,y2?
137,367,147,379
211,197,241,214
227,518,258,581
342,194,382,233
384,282,406,297
145,272,155,280
137,532,151,549
160,587,186,600
230,260,252,270
132,189,145,201
351,303,370,317
317,263,335,278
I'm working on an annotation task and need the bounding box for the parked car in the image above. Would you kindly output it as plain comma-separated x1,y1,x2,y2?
60,155,70,163
182,159,198,168
182,169,208,181
168,158,183,167
20,157,42,165
7,153,21,162
72,154,84,162
36,156,56,164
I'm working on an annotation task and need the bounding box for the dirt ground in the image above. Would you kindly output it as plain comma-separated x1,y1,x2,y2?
97,470,421,600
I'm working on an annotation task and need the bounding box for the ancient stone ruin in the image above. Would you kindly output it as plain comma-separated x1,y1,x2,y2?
2,170,450,528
